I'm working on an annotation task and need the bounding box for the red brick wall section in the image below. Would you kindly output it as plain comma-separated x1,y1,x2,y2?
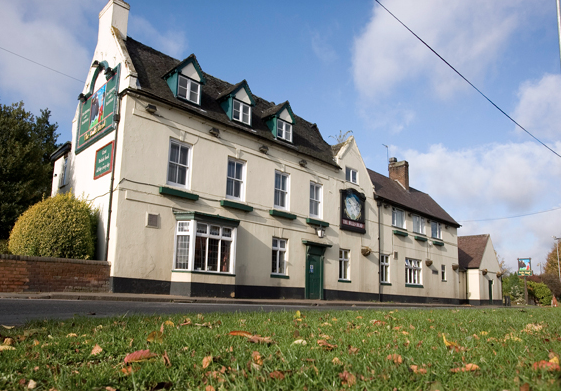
0,254,110,293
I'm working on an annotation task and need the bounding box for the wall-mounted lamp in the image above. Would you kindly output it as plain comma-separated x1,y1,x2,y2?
209,127,220,138
315,226,325,238
78,93,87,103
104,67,115,79
299,159,307,167
91,60,99,68
145,104,157,114
259,145,269,154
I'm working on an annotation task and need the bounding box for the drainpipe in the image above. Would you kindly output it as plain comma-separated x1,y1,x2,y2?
376,197,382,302
103,92,122,265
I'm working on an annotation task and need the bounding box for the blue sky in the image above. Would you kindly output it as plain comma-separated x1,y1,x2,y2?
1,0,560,272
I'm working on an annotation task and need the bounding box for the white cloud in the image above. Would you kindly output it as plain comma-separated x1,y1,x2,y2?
512,73,561,141
311,30,338,64
352,0,522,101
128,15,187,60
399,141,561,271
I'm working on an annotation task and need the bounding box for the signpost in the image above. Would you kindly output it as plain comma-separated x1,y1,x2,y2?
517,258,532,304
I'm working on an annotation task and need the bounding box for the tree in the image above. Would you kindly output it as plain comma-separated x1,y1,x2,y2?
544,242,560,278
0,101,59,239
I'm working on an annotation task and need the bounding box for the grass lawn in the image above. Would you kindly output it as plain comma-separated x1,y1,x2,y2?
1,307,560,390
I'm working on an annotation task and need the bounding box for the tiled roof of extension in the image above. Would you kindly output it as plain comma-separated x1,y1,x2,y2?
367,169,460,227
123,37,339,168
458,234,490,269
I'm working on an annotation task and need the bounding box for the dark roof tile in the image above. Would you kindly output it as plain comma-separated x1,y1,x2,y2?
458,234,490,269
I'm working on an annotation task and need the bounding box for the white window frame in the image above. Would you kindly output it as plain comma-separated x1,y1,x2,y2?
345,167,358,184
274,171,290,210
412,215,425,235
339,249,350,280
173,220,236,274
272,237,287,275
441,264,446,281
309,182,322,218
167,139,191,188
233,99,251,125
277,119,292,142
392,207,405,229
178,75,201,105
431,221,442,239
380,254,390,283
58,156,69,188
226,158,245,201
405,258,422,285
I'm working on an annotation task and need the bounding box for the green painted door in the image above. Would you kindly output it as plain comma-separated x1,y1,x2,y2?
307,254,321,299
488,280,493,305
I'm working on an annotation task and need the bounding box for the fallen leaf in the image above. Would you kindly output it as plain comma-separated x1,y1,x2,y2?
292,339,307,345
66,333,78,338
332,357,343,365
386,354,403,365
147,331,163,344
162,351,171,367
124,349,158,364
269,370,285,380
450,363,480,373
205,386,215,391
317,340,337,350
443,335,464,352
0,345,15,351
532,360,561,372
202,356,213,369
1,325,15,329
294,310,301,319
348,345,359,355
105,387,117,391
121,366,135,375
339,370,356,387
410,365,427,374
179,318,192,326
252,351,263,366
3,338,14,346
91,344,103,355
247,335,274,344
519,383,530,391
228,330,253,338
27,379,37,389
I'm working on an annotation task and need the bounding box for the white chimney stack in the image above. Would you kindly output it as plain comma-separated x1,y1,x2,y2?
98,0,130,42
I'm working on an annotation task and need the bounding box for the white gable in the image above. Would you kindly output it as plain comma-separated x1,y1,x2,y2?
279,108,292,123
180,62,201,82
234,88,251,104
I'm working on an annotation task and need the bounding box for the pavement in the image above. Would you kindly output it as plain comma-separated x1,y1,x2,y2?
0,291,489,308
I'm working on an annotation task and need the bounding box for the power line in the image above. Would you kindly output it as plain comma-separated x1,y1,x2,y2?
0,46,85,84
458,205,561,223
374,0,561,159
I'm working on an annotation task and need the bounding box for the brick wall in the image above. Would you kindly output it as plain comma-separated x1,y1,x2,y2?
0,254,110,293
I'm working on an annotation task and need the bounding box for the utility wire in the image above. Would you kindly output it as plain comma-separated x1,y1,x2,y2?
0,46,85,84
375,0,561,159
458,205,561,223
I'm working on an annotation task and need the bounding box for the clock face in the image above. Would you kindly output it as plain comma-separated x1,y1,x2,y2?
344,193,362,221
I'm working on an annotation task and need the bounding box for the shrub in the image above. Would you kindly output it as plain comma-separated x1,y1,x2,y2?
8,193,98,259
527,280,553,306
0,239,10,254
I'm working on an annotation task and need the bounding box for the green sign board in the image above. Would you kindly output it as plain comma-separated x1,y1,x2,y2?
76,64,121,154
517,258,532,276
94,141,114,180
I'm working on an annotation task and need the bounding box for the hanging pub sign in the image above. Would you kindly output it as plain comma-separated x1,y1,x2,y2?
94,141,114,180
76,62,121,154
340,188,366,234
517,258,532,276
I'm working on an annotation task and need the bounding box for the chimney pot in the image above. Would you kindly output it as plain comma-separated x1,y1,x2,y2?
389,157,397,163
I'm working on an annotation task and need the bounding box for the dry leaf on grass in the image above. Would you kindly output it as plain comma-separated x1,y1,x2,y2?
269,370,286,380
124,349,158,364
348,345,359,354
409,365,427,374
450,363,480,373
228,330,253,338
1,325,15,329
332,357,343,365
339,370,356,387
0,345,15,351
162,351,171,367
386,354,403,365
292,339,307,345
91,344,103,355
248,335,274,344
443,335,464,352
179,318,192,326
147,331,163,344
202,356,213,369
318,339,337,350
532,360,561,372
205,386,215,391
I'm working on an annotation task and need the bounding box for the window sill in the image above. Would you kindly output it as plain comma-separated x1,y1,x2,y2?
338,279,351,283
414,235,427,242
172,270,235,276
270,274,289,279
269,209,297,220
393,229,408,237
220,199,253,212
432,241,444,246
441,280,447,282
306,218,329,227
405,284,424,288
380,282,392,286
159,186,199,201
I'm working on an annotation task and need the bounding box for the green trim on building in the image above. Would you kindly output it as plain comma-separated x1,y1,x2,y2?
173,211,240,227
159,186,199,201
432,241,445,246
270,274,289,279
171,270,235,277
414,236,428,242
269,209,297,220
405,284,424,288
338,279,352,283
301,240,332,248
220,200,253,212
380,282,392,286
306,218,329,227
393,229,408,237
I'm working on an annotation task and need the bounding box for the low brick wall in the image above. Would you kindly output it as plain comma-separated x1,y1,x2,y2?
0,254,110,293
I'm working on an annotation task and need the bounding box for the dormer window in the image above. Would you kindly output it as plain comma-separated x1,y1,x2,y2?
178,75,200,104
233,100,251,125
277,119,292,142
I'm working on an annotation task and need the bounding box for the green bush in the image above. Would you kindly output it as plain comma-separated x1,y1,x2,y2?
527,280,553,306
8,193,98,259
0,239,10,254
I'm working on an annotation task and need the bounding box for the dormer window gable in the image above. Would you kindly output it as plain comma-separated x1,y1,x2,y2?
163,54,206,105
262,101,296,143
217,80,255,126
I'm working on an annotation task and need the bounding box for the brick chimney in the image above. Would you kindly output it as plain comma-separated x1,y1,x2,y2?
388,157,409,191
